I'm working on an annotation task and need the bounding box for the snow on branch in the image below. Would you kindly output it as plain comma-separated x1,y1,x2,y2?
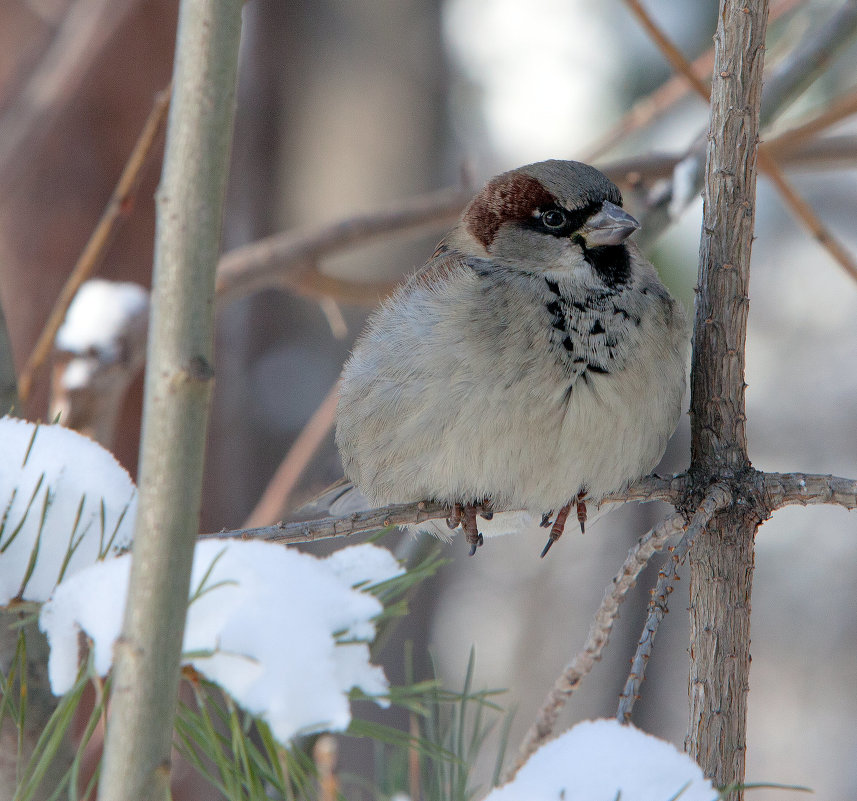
40,540,403,745
489,719,716,801
0,417,136,605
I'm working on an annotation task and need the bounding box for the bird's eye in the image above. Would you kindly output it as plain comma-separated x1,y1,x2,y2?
541,209,568,230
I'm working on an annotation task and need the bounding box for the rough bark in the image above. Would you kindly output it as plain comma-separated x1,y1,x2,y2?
685,2,770,798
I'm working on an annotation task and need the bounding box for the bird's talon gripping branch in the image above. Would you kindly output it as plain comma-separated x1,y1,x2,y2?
446,502,463,530
540,501,573,557
577,491,588,534
462,503,484,555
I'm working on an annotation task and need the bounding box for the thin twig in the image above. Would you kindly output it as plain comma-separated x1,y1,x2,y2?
622,0,709,99
762,471,857,511
242,381,340,529
201,469,856,546
202,474,683,545
584,0,803,162
215,185,473,305
203,499,453,545
620,0,857,282
760,0,857,128
18,84,171,403
616,484,733,724
766,84,857,155
756,147,857,282
585,47,713,163
507,513,687,780
774,134,857,169
633,0,857,243
603,134,857,189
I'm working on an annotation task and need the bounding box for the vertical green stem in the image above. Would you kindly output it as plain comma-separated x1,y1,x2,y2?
97,3,243,800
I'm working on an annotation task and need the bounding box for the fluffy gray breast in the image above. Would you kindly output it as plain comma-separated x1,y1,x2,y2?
463,259,646,396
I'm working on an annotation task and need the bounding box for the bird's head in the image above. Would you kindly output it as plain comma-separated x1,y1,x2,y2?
460,159,639,289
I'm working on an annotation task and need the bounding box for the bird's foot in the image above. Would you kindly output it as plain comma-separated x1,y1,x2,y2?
540,511,554,528
462,503,484,556
540,491,588,557
446,502,463,530
476,497,494,520
447,500,491,554
576,491,588,534
540,502,572,557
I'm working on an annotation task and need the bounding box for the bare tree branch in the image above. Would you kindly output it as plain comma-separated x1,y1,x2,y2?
583,0,803,162
622,0,709,99
762,471,857,511
202,474,683,545
508,513,687,780
756,147,857,281
621,0,857,284
760,0,857,127
603,134,857,189
215,185,473,305
18,85,171,403
767,85,857,155
201,469,855,547
616,484,733,724
635,1,857,243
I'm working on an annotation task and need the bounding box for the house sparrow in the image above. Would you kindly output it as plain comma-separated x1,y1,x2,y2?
335,160,687,556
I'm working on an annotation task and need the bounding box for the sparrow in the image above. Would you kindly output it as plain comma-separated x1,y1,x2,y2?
335,160,687,556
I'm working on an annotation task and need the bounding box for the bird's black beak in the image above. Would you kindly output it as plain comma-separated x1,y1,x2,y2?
580,201,639,247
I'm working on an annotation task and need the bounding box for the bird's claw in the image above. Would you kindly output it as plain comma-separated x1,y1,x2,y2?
462,503,484,556
538,492,587,557
446,502,463,530
577,494,588,534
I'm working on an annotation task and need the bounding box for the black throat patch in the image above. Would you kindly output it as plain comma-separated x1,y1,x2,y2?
578,242,631,289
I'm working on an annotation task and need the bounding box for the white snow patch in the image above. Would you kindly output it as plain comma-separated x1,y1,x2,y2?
0,417,136,604
485,719,717,801
55,279,148,361
40,540,403,744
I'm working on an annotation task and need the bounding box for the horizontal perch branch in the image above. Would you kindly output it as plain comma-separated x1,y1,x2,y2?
200,471,855,546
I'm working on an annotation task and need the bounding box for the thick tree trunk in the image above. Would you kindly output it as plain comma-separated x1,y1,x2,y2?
685,2,770,798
